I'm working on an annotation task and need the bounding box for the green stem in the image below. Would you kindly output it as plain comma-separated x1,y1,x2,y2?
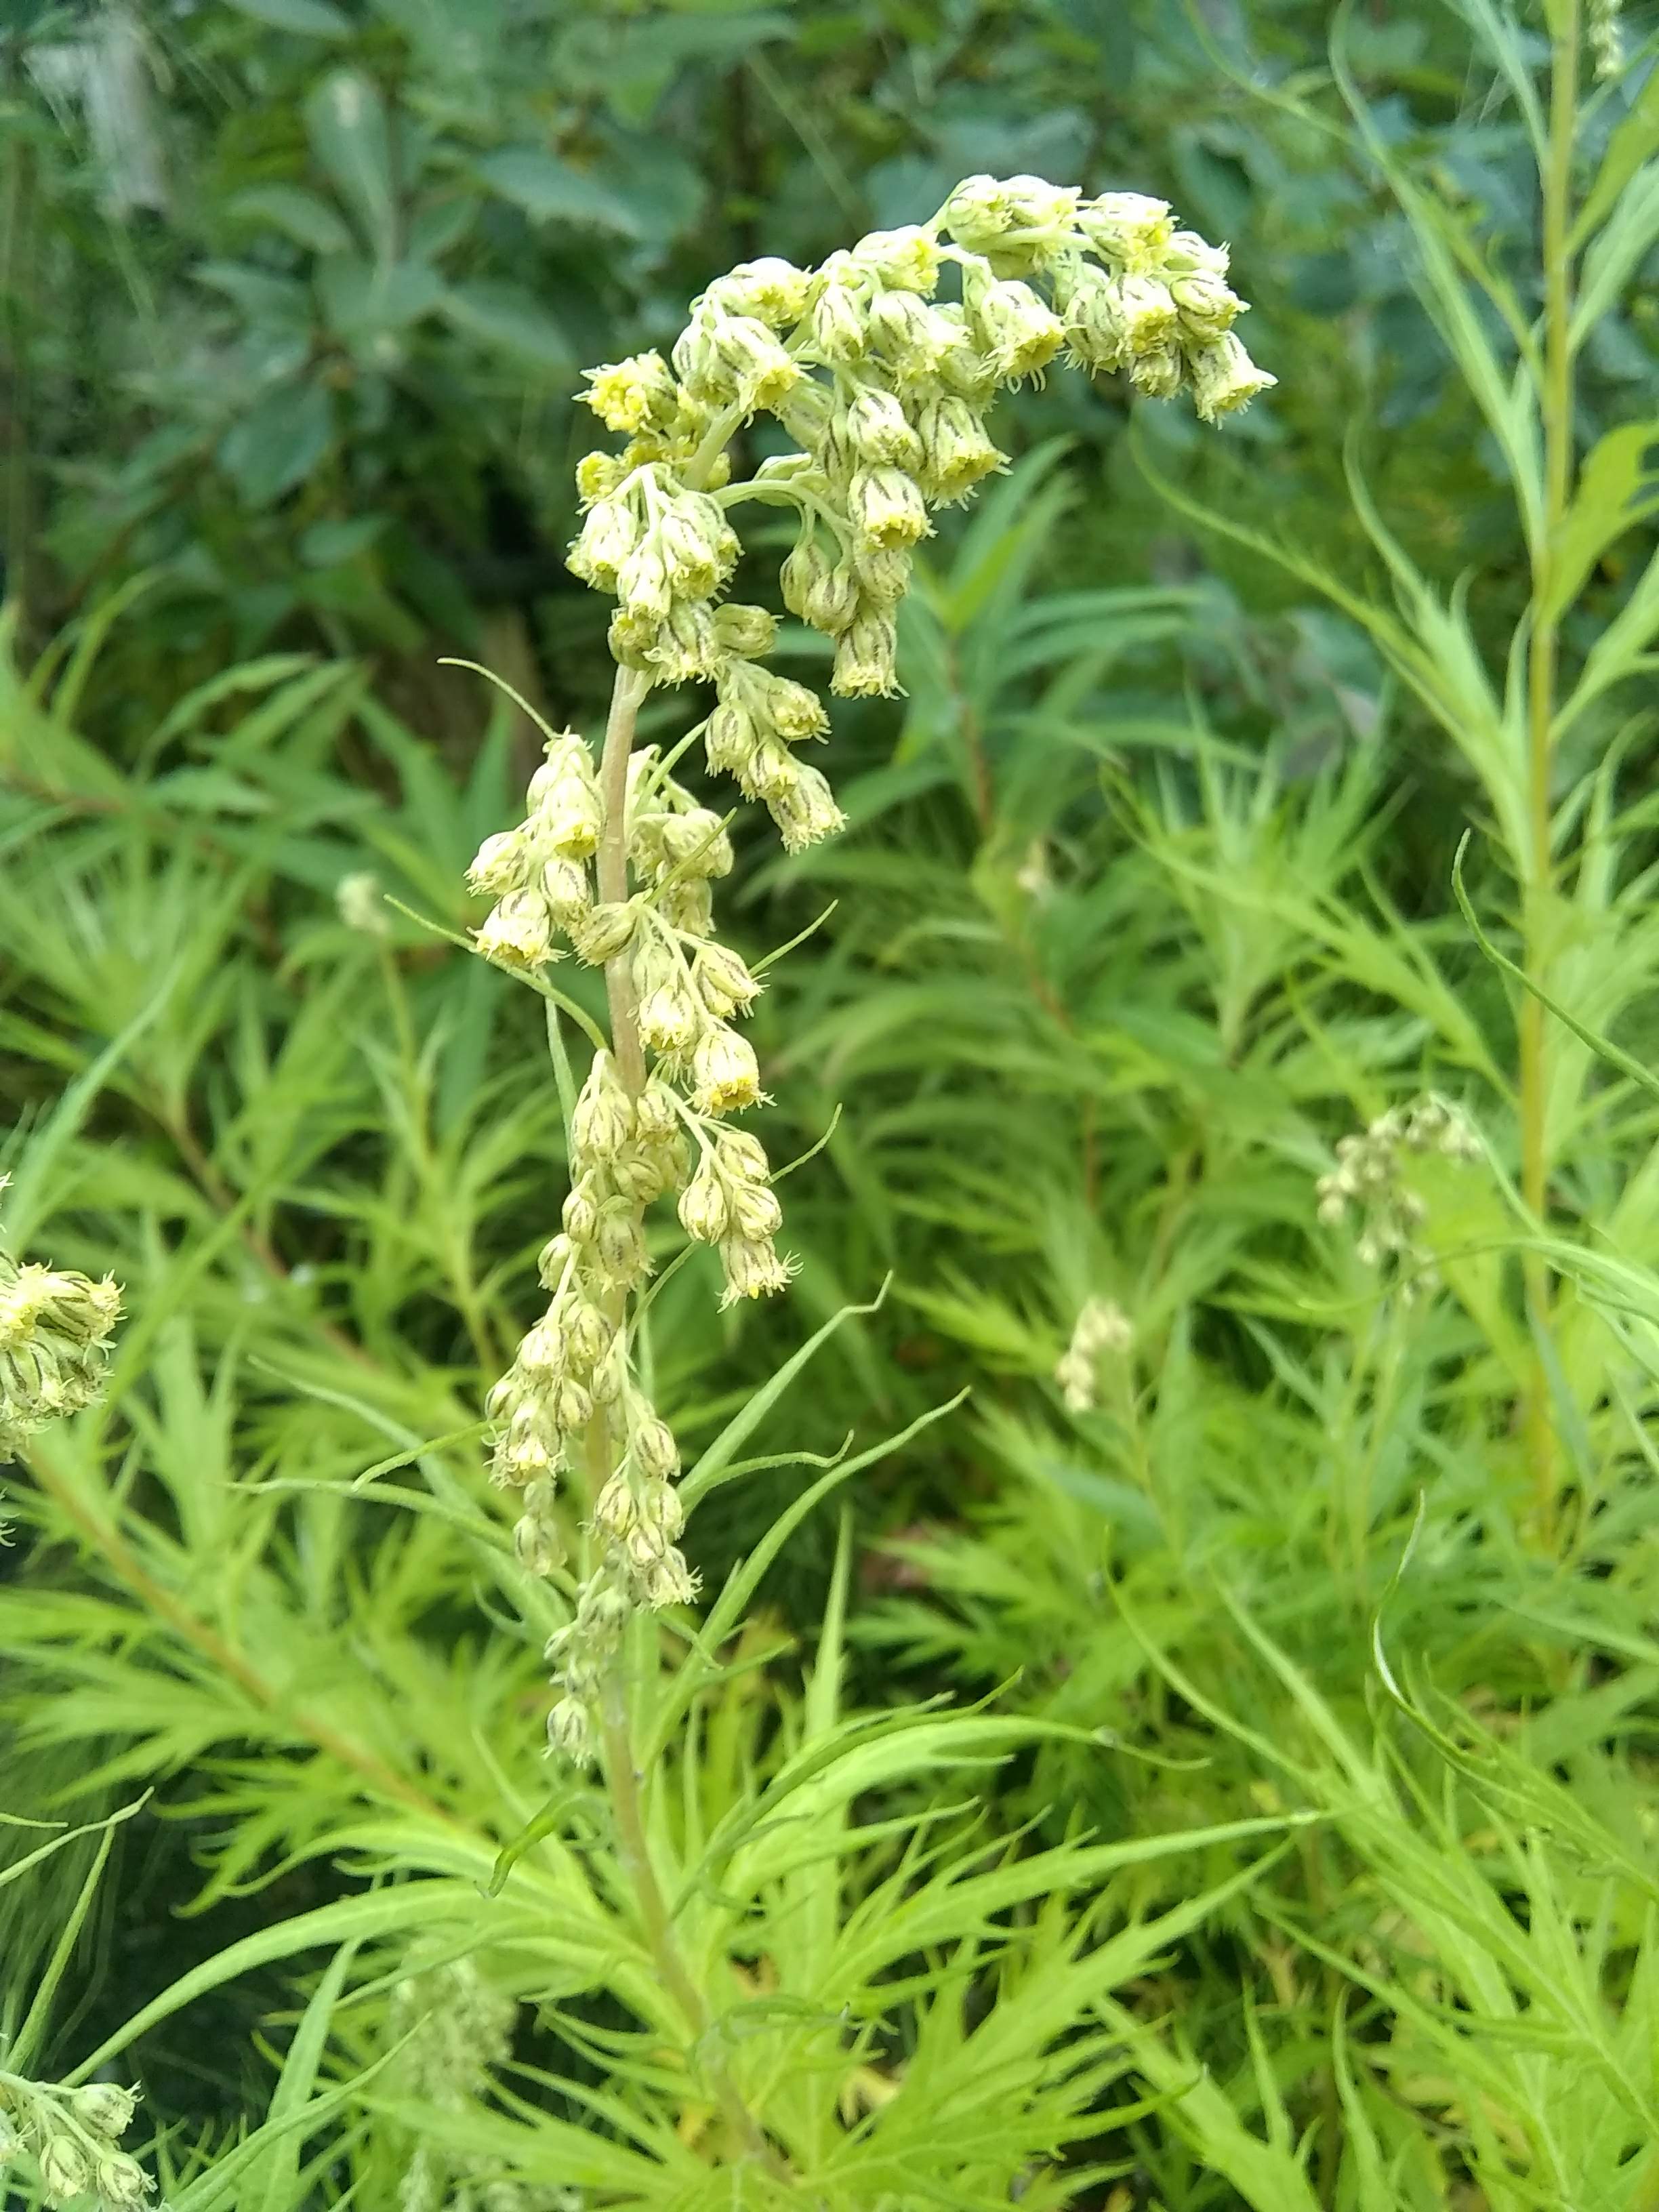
597,1604,792,2181
597,666,651,1094
586,655,790,2179
1520,0,1580,1541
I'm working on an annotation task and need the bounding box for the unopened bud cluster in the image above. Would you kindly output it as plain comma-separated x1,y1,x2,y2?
1316,1094,1481,1289
1590,0,1625,81
0,2071,150,2212
467,178,1269,1758
0,1190,122,1462
1055,1297,1134,1414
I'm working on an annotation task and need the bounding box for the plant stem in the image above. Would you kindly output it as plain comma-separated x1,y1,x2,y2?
597,1671,793,2183
598,666,651,1095
586,660,790,2181
1520,0,1580,1538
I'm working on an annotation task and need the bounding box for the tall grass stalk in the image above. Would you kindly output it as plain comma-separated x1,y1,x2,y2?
1521,0,1582,1530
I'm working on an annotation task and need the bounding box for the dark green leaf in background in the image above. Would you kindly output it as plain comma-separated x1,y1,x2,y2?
218,380,333,507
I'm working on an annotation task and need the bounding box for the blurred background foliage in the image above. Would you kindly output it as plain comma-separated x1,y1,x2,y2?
5,2,1659,2207
9,0,1629,714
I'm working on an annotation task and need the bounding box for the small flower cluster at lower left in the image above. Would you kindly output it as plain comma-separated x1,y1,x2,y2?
0,2074,150,2212
0,1183,121,1463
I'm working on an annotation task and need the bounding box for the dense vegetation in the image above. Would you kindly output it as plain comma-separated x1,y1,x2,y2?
4,2,1659,2207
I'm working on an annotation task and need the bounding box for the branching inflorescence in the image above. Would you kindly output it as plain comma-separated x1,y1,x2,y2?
464,174,1274,1760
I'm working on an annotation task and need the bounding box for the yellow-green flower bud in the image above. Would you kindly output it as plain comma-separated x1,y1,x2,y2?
617,540,673,623
562,1299,613,1372
807,275,869,364
1189,332,1276,422
476,889,556,968
567,494,642,591
610,1140,680,1206
659,876,714,938
678,1160,731,1242
1055,262,1130,372
714,1128,771,1183
1076,191,1174,266
655,495,739,596
562,1180,600,1244
705,697,760,779
1163,228,1231,277
609,605,657,670
852,541,912,608
547,1696,593,1763
94,2152,151,2209
710,255,811,326
579,352,678,434
695,943,760,1018
591,1206,646,1290
572,1051,636,1162
533,780,604,863
659,810,734,877
849,467,931,550
573,900,639,964
770,763,846,853
648,600,722,685
843,385,924,470
39,2136,91,2206
851,225,943,292
865,289,958,381
634,1418,681,1481
1114,272,1178,353
549,1376,592,1433
718,1234,794,1305
942,173,1078,260
832,606,901,697
541,857,593,924
514,1505,564,1577
776,377,834,447
641,1547,697,1607
710,313,802,411
518,1313,565,1373
729,1179,783,1241
494,1412,555,1486
916,396,1006,504
968,278,1065,380
594,1472,636,1534
575,449,628,505
691,1025,761,1115
781,539,858,636
714,602,779,659
738,734,798,804
536,1232,573,1287
1169,266,1242,340
73,2086,138,2142
1129,341,1185,401
638,975,704,1059
634,1079,680,1143
466,829,530,898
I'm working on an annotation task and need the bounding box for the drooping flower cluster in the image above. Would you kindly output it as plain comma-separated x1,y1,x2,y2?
0,1190,122,1462
1055,1297,1135,1414
465,177,1272,1760
0,2072,150,2212
1316,1094,1482,1288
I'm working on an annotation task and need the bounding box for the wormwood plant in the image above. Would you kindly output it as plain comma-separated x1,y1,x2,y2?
463,175,1271,1756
